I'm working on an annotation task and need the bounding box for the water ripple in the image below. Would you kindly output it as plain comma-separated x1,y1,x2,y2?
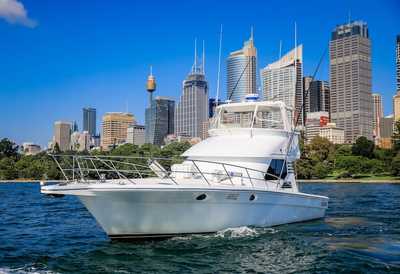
0,182,399,273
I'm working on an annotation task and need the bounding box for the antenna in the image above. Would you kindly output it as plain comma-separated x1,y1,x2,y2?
202,40,205,74
250,26,254,41
279,40,282,59
150,65,153,76
348,10,351,24
216,24,223,106
194,38,197,73
294,21,298,124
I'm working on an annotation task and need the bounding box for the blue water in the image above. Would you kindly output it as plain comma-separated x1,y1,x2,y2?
0,183,399,273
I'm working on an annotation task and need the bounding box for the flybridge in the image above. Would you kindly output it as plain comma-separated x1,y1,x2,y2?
210,100,293,131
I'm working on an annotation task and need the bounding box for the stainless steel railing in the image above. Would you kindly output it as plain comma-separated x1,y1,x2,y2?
49,154,283,190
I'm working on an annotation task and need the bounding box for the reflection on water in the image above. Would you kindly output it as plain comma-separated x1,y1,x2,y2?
0,182,399,273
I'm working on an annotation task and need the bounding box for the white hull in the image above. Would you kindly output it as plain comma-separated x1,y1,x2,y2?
72,187,327,239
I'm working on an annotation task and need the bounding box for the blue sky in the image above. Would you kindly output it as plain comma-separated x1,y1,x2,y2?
0,0,399,147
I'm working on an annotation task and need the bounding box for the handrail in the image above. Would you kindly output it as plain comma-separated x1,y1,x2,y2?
49,154,283,189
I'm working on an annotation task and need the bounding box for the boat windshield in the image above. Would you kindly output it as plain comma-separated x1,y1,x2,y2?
210,108,285,130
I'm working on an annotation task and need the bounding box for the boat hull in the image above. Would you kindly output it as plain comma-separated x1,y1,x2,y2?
77,188,328,240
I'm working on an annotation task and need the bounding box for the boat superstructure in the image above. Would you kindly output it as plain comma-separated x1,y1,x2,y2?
41,100,328,240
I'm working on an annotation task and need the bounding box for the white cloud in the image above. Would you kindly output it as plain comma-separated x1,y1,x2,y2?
0,0,37,28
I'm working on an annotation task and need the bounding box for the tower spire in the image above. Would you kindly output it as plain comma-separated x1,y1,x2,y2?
202,40,205,74
250,26,254,41
193,38,197,73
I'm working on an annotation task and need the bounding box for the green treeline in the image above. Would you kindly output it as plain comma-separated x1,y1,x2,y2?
0,139,191,180
1,120,400,181
296,120,400,179
296,136,400,179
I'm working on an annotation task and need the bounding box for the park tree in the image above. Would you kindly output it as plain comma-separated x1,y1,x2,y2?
0,138,19,159
0,158,17,179
352,136,374,158
335,144,352,156
391,153,400,176
52,142,61,154
335,155,364,176
308,136,335,163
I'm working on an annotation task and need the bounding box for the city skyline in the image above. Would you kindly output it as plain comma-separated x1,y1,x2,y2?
1,0,399,146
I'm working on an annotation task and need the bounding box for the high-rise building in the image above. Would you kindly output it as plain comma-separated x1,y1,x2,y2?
394,93,400,122
54,121,72,151
372,93,383,142
379,115,394,149
101,112,135,150
72,121,79,132
208,98,224,118
83,107,96,136
227,31,257,102
393,36,400,122
127,125,145,146
303,76,313,114
175,42,209,139
330,21,373,143
304,78,330,114
261,45,303,125
145,96,175,146
71,131,91,151
397,35,400,93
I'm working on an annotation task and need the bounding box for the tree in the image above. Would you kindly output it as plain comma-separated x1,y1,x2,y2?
335,155,364,176
391,154,400,176
335,144,352,156
308,136,335,162
295,158,314,179
392,120,400,152
0,158,18,180
0,138,19,159
53,142,61,154
352,136,374,158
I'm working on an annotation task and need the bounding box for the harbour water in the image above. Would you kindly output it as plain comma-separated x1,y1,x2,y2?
0,182,399,273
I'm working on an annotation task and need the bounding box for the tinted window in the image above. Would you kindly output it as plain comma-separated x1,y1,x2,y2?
265,159,287,180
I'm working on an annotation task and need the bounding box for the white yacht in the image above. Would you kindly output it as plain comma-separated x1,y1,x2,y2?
41,99,328,240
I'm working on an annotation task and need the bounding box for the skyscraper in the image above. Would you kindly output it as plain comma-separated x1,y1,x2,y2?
394,36,400,122
127,125,146,146
379,115,394,149
53,121,72,151
397,35,400,93
305,79,330,114
145,96,175,146
394,94,400,122
261,45,303,125
175,41,209,139
101,112,135,150
303,76,313,114
83,107,96,136
330,21,373,143
72,121,79,132
372,93,383,142
227,31,257,102
208,98,224,118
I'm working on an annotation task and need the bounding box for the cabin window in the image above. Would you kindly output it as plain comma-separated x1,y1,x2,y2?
265,159,287,180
